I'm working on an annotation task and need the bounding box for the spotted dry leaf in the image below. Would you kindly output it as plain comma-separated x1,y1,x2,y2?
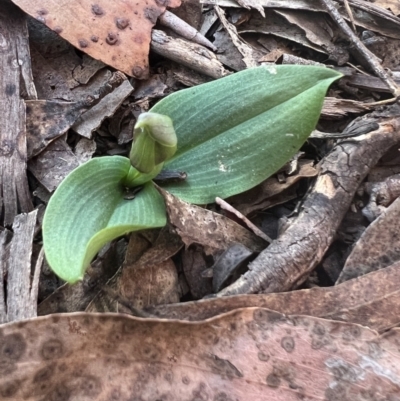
1,309,400,400
11,0,181,79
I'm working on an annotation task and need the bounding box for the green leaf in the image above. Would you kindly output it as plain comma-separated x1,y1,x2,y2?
42,156,166,283
151,65,342,204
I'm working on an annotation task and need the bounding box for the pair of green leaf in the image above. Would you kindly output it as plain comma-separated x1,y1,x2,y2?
43,65,342,283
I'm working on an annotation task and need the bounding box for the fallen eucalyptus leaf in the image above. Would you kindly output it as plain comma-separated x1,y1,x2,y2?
146,260,400,332
1,309,400,399
12,0,181,78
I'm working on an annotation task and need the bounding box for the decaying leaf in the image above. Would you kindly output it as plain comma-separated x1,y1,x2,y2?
85,232,153,314
227,159,317,216
2,308,400,399
38,240,126,315
13,0,181,79
337,196,400,284
146,260,400,333
26,100,88,158
159,188,267,252
28,137,79,192
181,244,214,298
118,229,183,308
215,6,261,68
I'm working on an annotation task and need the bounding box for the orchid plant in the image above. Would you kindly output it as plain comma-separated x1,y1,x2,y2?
43,65,342,283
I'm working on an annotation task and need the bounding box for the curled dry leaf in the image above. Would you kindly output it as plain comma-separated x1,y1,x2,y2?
12,0,181,79
1,309,400,399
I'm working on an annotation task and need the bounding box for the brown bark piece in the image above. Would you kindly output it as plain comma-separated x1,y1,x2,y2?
215,6,261,68
0,231,11,324
217,111,400,296
337,196,400,284
0,2,33,225
4,210,39,323
26,100,88,158
276,9,349,65
159,188,267,253
13,0,181,79
71,77,134,138
373,0,400,15
147,260,400,332
321,97,375,119
0,210,39,322
28,137,79,192
2,309,400,399
151,29,229,79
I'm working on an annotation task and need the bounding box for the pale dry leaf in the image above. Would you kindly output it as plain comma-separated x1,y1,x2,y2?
12,0,181,79
373,0,400,16
1,309,400,399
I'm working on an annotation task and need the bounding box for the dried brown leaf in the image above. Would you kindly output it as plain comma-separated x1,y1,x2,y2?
159,188,267,252
337,196,400,283
1,309,400,399
146,260,400,333
26,100,87,158
118,230,183,308
227,160,317,216
28,137,79,192
13,0,181,79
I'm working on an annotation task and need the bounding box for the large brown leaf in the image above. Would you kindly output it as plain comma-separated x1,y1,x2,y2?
1,309,400,400
146,261,400,333
12,0,181,79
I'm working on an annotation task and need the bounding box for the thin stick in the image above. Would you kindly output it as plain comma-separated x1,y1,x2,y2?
320,0,400,97
343,0,356,31
215,197,272,243
159,11,217,52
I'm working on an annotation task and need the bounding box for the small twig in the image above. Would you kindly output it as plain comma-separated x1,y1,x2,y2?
215,197,272,243
159,11,217,52
320,0,400,97
151,30,228,79
343,0,356,31
29,246,44,312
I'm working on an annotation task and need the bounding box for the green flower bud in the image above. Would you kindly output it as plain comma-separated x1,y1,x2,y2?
129,112,177,174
